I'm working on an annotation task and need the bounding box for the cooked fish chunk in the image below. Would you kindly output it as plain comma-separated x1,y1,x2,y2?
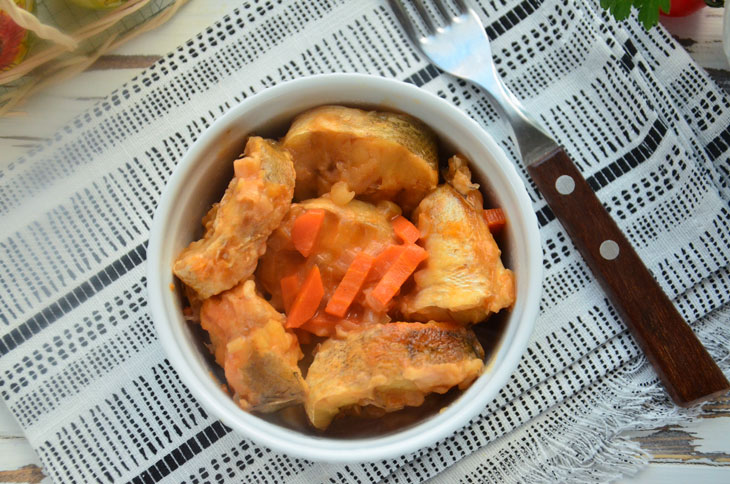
174,137,295,299
200,279,287,364
282,105,439,212
225,320,306,413
305,322,484,429
401,156,515,324
200,280,306,412
256,196,398,317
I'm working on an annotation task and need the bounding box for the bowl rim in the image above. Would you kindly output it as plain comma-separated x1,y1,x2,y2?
147,73,542,463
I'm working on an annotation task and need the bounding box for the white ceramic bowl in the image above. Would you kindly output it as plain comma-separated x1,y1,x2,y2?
147,73,542,463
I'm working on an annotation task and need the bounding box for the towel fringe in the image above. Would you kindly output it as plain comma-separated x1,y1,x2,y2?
465,307,729,484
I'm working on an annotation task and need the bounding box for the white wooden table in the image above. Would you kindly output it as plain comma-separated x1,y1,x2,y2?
1,2,729,483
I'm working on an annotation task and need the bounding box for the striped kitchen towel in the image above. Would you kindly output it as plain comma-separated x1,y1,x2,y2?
1,0,729,482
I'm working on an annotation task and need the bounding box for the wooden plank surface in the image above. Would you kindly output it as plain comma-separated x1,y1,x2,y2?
0,403,46,483
0,2,729,483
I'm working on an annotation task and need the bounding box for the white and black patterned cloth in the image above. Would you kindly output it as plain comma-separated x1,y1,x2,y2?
1,1,729,482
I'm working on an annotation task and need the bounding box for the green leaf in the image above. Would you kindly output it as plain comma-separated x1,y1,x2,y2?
600,0,671,30
600,0,632,20
614,1,633,19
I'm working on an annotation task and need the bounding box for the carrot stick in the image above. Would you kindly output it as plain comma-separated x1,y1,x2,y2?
325,252,374,317
370,244,406,280
280,273,300,313
299,312,340,337
369,244,428,310
392,215,420,244
300,312,360,338
286,265,324,328
293,328,313,345
298,320,331,338
291,209,325,257
483,208,506,232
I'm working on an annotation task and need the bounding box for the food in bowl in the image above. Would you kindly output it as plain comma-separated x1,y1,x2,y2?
172,105,515,431
304,321,485,430
282,105,439,212
173,137,295,299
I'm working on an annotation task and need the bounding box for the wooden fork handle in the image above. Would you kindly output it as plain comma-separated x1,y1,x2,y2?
527,147,729,407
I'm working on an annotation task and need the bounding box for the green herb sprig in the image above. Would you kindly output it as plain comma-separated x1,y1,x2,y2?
600,0,671,29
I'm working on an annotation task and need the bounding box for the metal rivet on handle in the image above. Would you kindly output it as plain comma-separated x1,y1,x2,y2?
555,175,575,195
600,240,620,260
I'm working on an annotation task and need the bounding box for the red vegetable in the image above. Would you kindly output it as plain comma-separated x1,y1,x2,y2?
662,0,705,17
392,215,420,244
280,273,300,313
286,265,324,328
370,245,406,280
325,253,374,318
291,209,325,257
0,2,29,71
368,244,428,310
483,208,507,232
299,312,341,337
300,312,360,338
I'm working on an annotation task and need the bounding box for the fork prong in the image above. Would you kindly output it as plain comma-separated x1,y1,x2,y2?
432,0,451,22
453,0,470,15
413,0,437,34
388,0,423,43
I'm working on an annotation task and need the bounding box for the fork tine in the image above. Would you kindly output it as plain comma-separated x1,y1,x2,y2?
413,0,437,34
452,0,470,15
431,0,451,22
388,0,423,43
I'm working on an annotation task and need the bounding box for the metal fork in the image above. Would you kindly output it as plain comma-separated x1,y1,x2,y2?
389,0,554,164
390,0,729,407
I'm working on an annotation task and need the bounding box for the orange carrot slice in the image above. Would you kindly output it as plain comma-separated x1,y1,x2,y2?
299,312,340,337
300,312,360,338
280,273,301,313
483,208,506,232
293,328,313,345
291,209,325,257
371,245,406,280
325,252,375,317
286,265,324,328
392,215,420,244
369,244,428,310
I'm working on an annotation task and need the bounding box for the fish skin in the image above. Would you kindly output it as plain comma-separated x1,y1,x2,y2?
401,156,515,324
304,321,484,430
225,320,307,413
201,280,306,413
282,105,439,213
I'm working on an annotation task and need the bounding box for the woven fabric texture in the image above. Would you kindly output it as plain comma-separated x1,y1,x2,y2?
1,0,729,482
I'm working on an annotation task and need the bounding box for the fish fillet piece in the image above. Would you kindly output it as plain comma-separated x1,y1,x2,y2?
305,322,484,429
256,196,398,317
174,136,295,299
282,105,439,213
200,280,306,412
401,156,515,324
200,279,286,364
225,320,306,412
